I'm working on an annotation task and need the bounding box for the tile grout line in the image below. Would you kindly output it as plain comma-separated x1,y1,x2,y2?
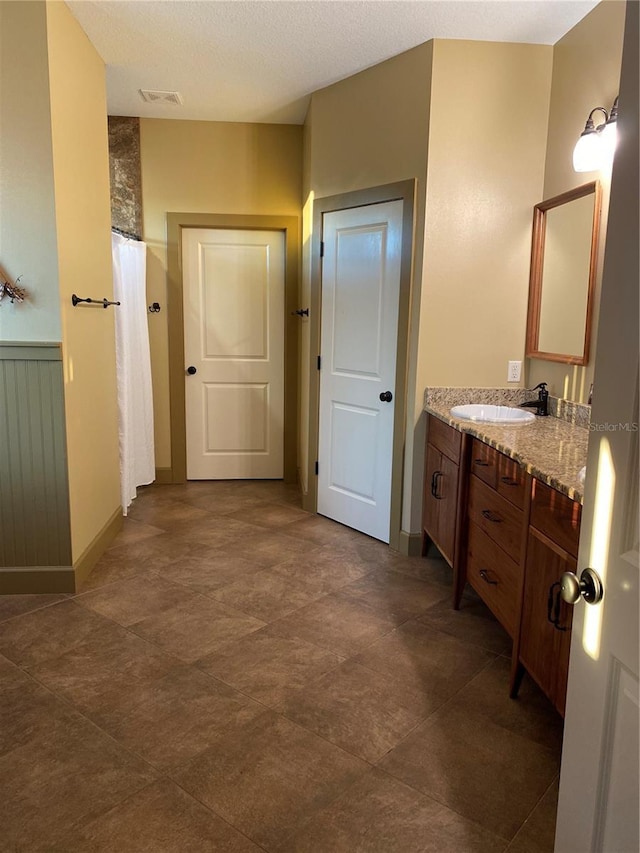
503,773,560,852
0,594,72,626
2,484,561,851
362,762,514,848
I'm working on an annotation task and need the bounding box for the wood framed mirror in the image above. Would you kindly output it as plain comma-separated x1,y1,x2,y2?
526,181,601,365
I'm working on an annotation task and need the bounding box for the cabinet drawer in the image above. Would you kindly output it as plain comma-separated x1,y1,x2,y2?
531,480,581,557
427,415,461,464
467,522,521,637
496,455,528,509
468,475,523,562
470,439,498,488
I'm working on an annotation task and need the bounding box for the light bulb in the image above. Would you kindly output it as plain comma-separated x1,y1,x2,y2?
573,131,603,172
600,119,618,162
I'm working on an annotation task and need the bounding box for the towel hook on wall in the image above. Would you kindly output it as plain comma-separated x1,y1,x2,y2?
148,302,161,313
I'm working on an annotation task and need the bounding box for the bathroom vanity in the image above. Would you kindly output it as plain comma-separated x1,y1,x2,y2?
422,403,588,716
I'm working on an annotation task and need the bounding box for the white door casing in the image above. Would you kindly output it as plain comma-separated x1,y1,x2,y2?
182,228,285,479
555,4,639,850
317,200,403,542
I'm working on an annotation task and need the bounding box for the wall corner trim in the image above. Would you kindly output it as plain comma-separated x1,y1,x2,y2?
73,506,123,590
397,530,423,557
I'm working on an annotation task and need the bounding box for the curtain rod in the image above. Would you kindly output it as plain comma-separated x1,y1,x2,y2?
112,226,142,241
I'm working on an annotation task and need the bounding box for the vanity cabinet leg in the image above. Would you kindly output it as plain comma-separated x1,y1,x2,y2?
421,531,431,557
510,658,525,698
510,472,531,700
452,432,471,611
452,564,466,610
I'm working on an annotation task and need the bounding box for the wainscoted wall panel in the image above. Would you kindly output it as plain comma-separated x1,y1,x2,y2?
0,344,72,568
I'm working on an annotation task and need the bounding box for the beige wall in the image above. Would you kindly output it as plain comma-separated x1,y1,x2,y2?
302,43,433,506
0,1,60,342
420,40,553,388
46,0,120,562
139,119,303,469
305,44,432,198
412,39,553,531
528,0,625,401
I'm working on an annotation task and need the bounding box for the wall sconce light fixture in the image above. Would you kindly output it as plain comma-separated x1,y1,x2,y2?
573,96,619,172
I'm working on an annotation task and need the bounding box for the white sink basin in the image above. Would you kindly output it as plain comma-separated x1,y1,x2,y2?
450,404,536,424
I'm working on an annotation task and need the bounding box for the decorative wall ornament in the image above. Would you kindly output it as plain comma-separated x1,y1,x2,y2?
0,274,27,305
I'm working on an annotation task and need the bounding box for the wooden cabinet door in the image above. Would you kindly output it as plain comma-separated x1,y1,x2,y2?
423,443,442,548
437,452,459,566
519,527,575,715
423,442,459,567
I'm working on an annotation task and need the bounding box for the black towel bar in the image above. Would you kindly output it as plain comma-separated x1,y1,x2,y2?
72,294,120,309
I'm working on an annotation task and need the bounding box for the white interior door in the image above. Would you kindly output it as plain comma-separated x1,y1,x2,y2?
555,6,638,849
182,228,284,479
318,200,402,542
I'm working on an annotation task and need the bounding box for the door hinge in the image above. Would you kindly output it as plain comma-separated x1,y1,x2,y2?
320,241,325,258
315,461,319,476
317,355,321,370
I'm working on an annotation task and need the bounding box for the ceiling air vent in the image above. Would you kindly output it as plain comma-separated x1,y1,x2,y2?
139,89,183,105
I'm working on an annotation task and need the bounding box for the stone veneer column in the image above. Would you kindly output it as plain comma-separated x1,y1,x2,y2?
108,116,142,237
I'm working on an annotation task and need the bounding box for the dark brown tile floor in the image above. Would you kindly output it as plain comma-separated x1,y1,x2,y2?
0,480,563,852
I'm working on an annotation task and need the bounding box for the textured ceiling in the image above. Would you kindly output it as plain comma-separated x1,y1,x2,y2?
67,0,600,124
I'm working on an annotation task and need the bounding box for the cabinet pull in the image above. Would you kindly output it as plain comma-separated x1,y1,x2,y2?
501,476,519,487
433,471,444,500
481,509,502,523
474,459,490,467
547,581,569,631
479,569,498,586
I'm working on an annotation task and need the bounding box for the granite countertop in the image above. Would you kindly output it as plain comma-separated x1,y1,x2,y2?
424,392,590,503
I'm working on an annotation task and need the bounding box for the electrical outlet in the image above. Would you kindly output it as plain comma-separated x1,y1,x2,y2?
507,360,522,383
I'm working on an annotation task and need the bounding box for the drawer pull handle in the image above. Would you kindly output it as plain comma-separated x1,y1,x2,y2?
547,581,569,631
481,509,502,523
433,471,444,500
474,459,490,467
479,569,498,586
501,476,519,487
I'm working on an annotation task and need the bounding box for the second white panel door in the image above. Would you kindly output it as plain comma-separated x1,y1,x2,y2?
318,200,403,542
182,228,285,479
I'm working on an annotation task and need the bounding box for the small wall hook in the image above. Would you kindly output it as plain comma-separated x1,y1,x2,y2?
148,302,161,313
291,308,309,317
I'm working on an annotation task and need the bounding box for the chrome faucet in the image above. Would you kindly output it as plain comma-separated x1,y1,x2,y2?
519,382,549,417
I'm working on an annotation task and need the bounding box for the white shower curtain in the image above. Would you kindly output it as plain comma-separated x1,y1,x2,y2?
112,232,155,514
